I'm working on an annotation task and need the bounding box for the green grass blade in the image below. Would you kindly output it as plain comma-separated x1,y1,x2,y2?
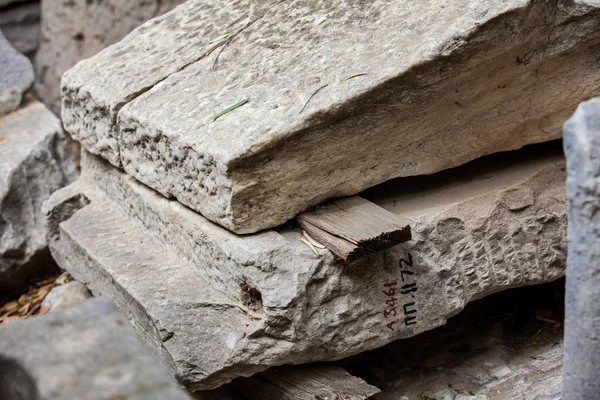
345,73,369,81
212,99,249,122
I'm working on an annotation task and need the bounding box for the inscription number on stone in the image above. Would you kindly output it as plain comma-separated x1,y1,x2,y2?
383,253,418,331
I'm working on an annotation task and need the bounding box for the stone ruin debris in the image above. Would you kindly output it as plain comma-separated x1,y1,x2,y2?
40,0,600,396
0,32,76,292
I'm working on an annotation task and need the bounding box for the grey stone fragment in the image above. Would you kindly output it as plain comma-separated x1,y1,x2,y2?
0,100,76,292
61,0,600,233
0,1,40,56
41,280,92,310
35,0,184,115
0,297,192,400
562,98,600,399
0,30,33,116
44,146,567,390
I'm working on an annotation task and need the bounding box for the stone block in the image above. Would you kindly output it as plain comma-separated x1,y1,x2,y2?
563,98,600,398
0,31,33,116
61,0,600,233
0,100,76,292
35,0,184,114
44,143,567,390
0,297,191,399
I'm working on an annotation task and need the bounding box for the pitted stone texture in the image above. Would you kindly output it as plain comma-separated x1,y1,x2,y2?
35,0,185,115
44,145,567,390
198,283,566,399
0,31,33,116
0,1,40,56
62,0,600,233
0,101,76,292
563,98,600,398
341,283,565,400
0,297,192,399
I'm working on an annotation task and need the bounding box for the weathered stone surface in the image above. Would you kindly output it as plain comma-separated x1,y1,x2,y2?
44,143,567,390
0,100,76,291
351,285,565,400
563,98,600,398
0,1,40,56
42,280,92,310
198,282,565,399
0,31,33,116
35,0,184,114
61,0,600,233
0,297,192,399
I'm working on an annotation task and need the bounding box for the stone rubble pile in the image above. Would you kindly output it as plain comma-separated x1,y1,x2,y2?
0,32,76,292
45,0,598,394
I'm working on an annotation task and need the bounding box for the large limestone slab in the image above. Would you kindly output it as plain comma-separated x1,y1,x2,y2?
44,143,567,390
0,297,191,399
35,0,185,114
0,31,33,116
0,100,76,292
62,0,600,233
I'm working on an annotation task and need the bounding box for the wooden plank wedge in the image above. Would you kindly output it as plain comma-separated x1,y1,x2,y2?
297,196,411,262
228,364,381,400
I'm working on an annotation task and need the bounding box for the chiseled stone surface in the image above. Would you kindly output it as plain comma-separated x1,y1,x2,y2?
44,145,567,390
563,98,600,398
198,282,565,400
0,297,191,399
352,292,565,400
0,31,33,116
36,0,184,114
0,100,76,292
62,0,600,233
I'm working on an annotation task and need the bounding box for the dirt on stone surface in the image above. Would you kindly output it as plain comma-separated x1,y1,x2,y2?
0,270,74,323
